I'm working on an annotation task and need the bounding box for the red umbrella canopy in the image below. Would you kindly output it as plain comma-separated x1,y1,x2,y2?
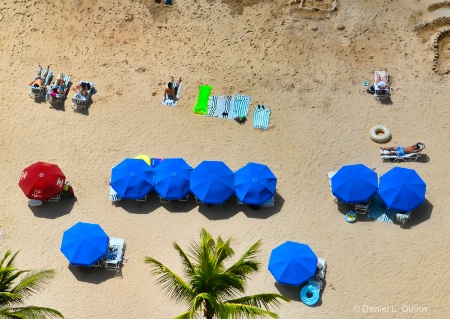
19,162,66,200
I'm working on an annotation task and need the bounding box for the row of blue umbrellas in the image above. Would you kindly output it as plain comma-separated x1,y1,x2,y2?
331,164,426,212
110,159,277,206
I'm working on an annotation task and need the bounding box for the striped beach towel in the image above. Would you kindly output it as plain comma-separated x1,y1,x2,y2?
252,105,272,130
207,95,234,119
231,93,250,118
368,194,394,223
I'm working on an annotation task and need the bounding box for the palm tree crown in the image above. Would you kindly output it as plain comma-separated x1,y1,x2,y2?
0,250,64,319
144,228,290,319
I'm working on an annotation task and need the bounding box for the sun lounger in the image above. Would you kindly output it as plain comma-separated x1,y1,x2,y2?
104,237,126,271
72,81,96,112
252,105,271,130
380,144,425,162
109,185,122,202
395,211,411,224
300,258,326,306
237,196,275,207
48,73,71,104
374,70,390,100
29,68,53,100
28,199,43,206
162,82,182,106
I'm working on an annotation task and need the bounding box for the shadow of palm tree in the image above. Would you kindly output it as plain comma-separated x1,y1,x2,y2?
30,196,77,219
68,265,118,284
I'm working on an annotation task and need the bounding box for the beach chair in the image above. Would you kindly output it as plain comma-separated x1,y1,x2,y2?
162,81,182,106
29,68,53,100
28,199,43,206
300,258,326,306
236,196,275,207
109,185,122,202
373,70,390,100
178,195,189,202
71,81,96,112
104,237,127,271
136,196,148,202
395,211,411,224
252,105,272,130
48,73,71,104
159,197,171,203
380,144,425,162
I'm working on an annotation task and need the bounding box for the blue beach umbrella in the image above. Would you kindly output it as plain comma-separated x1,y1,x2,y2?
190,161,235,204
110,158,155,199
331,164,378,203
154,158,193,200
378,167,426,212
235,162,277,206
268,241,318,286
60,222,109,266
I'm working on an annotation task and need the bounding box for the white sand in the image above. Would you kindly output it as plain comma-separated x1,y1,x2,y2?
0,0,449,318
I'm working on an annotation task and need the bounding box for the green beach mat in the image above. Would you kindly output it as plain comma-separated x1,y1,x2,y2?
193,85,212,114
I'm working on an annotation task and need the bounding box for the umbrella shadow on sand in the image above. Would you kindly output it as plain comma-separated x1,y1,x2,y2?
116,193,161,214
29,196,77,219
336,203,375,223
241,192,285,219
395,198,433,229
274,281,326,306
68,265,119,284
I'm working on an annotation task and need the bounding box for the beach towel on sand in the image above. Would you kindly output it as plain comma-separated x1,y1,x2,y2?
252,105,271,130
207,95,234,119
231,93,250,118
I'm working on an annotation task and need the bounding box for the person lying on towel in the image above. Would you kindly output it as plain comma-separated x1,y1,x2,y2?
164,77,181,101
380,142,425,156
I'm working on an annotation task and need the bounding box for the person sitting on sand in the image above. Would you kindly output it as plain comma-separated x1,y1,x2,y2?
29,64,50,89
164,77,182,101
375,69,388,90
72,82,88,97
380,142,425,156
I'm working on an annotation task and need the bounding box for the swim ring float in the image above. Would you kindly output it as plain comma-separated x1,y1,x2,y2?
345,211,357,223
300,284,320,306
370,125,391,143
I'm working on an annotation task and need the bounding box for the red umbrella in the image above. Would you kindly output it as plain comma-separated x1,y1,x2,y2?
19,162,66,200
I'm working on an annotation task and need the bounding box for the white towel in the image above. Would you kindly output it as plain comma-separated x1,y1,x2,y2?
207,95,234,119
252,105,271,130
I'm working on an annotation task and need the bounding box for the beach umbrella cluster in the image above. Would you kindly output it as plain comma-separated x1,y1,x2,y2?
330,164,426,212
107,158,277,205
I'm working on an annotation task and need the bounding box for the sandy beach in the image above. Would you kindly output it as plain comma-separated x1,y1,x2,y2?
1,0,449,318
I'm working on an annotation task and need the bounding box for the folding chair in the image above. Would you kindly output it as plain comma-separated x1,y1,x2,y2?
374,70,390,101
395,211,411,225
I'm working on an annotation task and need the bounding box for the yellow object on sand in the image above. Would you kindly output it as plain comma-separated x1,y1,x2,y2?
135,154,151,165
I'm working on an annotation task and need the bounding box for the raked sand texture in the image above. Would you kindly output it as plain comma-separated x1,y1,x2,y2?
0,0,449,318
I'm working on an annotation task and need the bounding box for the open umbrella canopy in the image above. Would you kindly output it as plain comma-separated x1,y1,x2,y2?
190,161,234,204
331,164,378,203
235,162,277,206
154,158,192,200
60,222,109,266
378,167,426,212
19,161,66,200
110,158,155,199
268,241,318,286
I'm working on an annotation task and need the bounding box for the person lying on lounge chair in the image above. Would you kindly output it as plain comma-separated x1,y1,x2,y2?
29,64,50,89
72,82,88,97
164,77,182,100
375,69,388,90
380,142,425,156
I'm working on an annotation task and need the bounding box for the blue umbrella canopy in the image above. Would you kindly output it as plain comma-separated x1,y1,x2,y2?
60,222,109,266
110,158,155,199
154,158,193,200
268,241,318,286
235,162,277,206
378,167,426,212
331,164,378,203
190,161,235,204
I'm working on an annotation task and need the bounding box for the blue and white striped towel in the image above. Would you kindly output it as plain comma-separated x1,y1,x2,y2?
252,105,271,130
368,194,394,223
231,93,250,118
207,95,234,119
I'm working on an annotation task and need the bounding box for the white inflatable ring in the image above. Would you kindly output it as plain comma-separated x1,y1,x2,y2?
370,125,391,143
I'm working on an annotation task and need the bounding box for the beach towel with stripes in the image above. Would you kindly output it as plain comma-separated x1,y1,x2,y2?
207,95,234,119
231,93,250,118
252,105,271,130
367,194,394,223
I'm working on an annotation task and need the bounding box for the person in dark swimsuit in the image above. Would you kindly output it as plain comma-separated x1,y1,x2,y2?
29,64,50,89
164,77,182,100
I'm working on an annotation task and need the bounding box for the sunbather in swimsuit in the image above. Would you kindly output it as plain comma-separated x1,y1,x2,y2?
164,77,182,101
380,142,425,155
29,64,50,89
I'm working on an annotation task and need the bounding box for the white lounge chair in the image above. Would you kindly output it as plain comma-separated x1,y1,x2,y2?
109,185,122,202
72,81,96,111
29,68,53,100
104,237,126,271
374,70,390,100
300,258,326,306
380,143,425,162
236,196,275,207
28,199,43,206
48,73,71,104
395,211,411,224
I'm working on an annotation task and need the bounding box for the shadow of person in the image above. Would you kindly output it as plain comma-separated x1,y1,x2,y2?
30,196,77,219
68,265,117,284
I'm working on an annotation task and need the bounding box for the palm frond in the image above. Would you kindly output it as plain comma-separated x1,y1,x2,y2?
218,303,280,319
173,243,195,278
11,270,56,300
0,306,64,318
144,257,194,304
225,293,290,310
